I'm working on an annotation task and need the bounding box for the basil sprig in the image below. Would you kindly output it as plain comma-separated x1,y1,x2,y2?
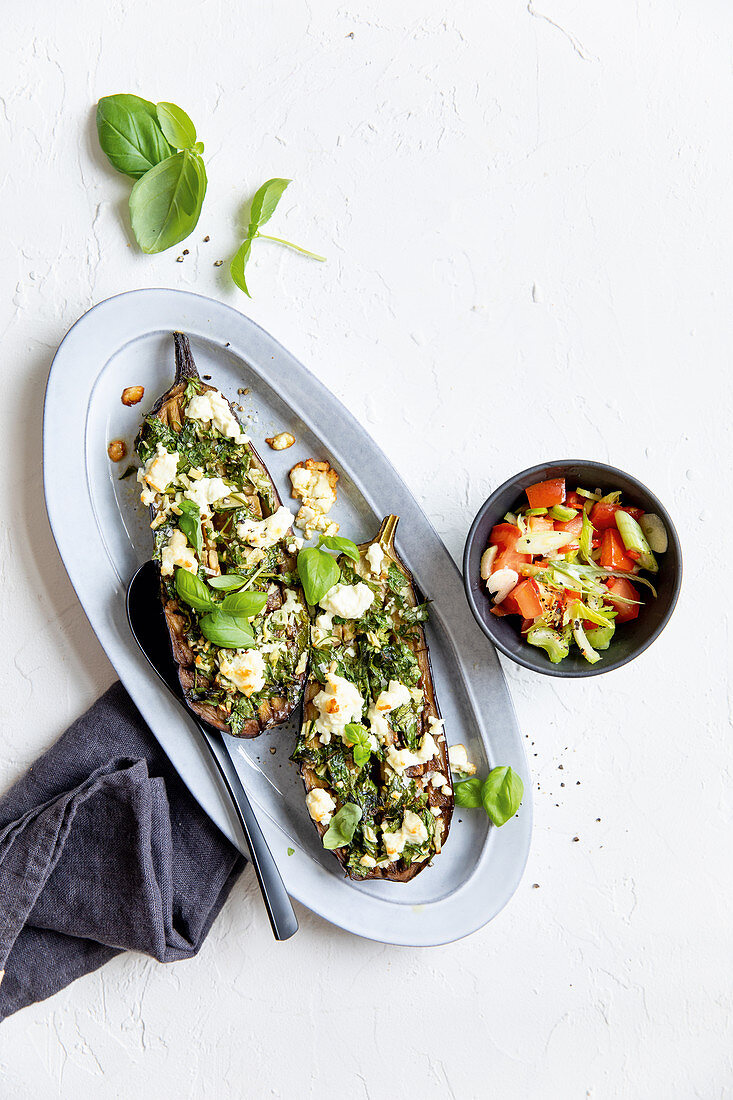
177,499,203,555
322,803,362,850
200,611,256,650
296,534,361,606
454,766,524,827
219,591,268,617
319,535,360,563
96,95,207,254
230,178,325,298
208,574,248,591
297,547,340,606
343,723,372,768
175,568,216,612
96,94,173,179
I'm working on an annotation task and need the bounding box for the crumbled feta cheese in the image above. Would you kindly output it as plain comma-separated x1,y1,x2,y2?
306,788,336,825
290,463,337,511
294,506,340,539
382,810,429,859
186,389,249,444
365,543,386,577
140,443,180,495
184,476,232,517
290,460,339,538
218,649,266,696
140,487,156,507
359,854,377,869
448,743,477,776
312,611,334,646
430,772,447,788
318,582,374,620
385,731,439,775
428,716,446,742
237,505,294,548
160,529,198,577
366,680,413,745
430,807,442,818
312,670,364,743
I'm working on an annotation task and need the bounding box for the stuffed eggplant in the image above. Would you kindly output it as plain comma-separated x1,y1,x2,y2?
135,333,309,736
292,516,453,880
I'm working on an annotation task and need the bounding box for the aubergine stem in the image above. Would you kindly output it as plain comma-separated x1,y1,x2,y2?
376,514,399,554
173,331,200,383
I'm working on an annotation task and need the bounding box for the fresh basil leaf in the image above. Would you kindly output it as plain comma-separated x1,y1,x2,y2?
322,802,362,849
177,499,203,555
156,101,197,150
200,610,256,649
192,141,204,154
220,590,268,617
454,778,483,809
208,574,247,591
343,722,372,768
481,766,524,827
175,567,216,612
318,535,360,563
287,847,295,857
297,547,340,606
129,149,207,254
96,94,173,179
248,177,290,233
230,236,253,297
401,601,431,624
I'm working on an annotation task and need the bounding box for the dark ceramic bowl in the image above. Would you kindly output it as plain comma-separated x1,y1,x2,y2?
463,460,682,677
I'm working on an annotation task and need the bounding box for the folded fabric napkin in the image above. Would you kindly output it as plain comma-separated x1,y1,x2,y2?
0,681,244,1021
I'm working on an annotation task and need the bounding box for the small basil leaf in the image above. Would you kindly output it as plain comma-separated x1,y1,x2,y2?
208,574,247,591
156,101,197,150
322,803,362,850
454,778,483,809
192,141,205,154
199,610,256,649
343,722,372,768
96,94,173,179
220,590,268,616
297,547,340,607
318,535,360,563
230,236,253,297
177,499,203,555
129,149,207,254
174,567,216,613
481,766,524,827
248,177,290,233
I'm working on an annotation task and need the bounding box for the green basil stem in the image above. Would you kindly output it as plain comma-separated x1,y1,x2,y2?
255,233,326,261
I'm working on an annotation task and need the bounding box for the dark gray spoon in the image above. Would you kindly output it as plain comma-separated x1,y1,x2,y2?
126,560,298,941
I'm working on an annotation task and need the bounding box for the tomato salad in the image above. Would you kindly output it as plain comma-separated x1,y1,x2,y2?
480,478,668,664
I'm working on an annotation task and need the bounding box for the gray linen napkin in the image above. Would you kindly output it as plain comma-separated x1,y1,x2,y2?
0,682,244,1020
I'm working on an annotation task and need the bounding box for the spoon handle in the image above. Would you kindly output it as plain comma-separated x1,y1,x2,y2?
196,722,298,941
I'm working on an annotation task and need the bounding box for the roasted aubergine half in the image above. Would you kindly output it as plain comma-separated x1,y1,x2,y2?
135,332,309,737
292,516,453,880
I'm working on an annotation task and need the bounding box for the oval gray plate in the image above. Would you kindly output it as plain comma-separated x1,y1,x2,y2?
43,289,531,946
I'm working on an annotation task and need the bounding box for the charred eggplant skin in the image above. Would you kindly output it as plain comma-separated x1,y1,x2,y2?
135,333,308,737
294,515,453,881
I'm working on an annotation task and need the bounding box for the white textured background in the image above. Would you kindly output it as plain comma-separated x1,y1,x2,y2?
1,2,731,1097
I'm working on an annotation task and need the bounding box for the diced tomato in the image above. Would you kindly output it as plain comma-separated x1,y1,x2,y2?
490,604,512,617
590,502,644,529
520,617,534,634
489,523,521,550
553,514,583,539
492,548,531,573
501,591,522,616
525,478,566,509
600,529,634,571
592,533,602,549
565,491,584,509
511,579,543,619
528,515,555,532
605,577,640,622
